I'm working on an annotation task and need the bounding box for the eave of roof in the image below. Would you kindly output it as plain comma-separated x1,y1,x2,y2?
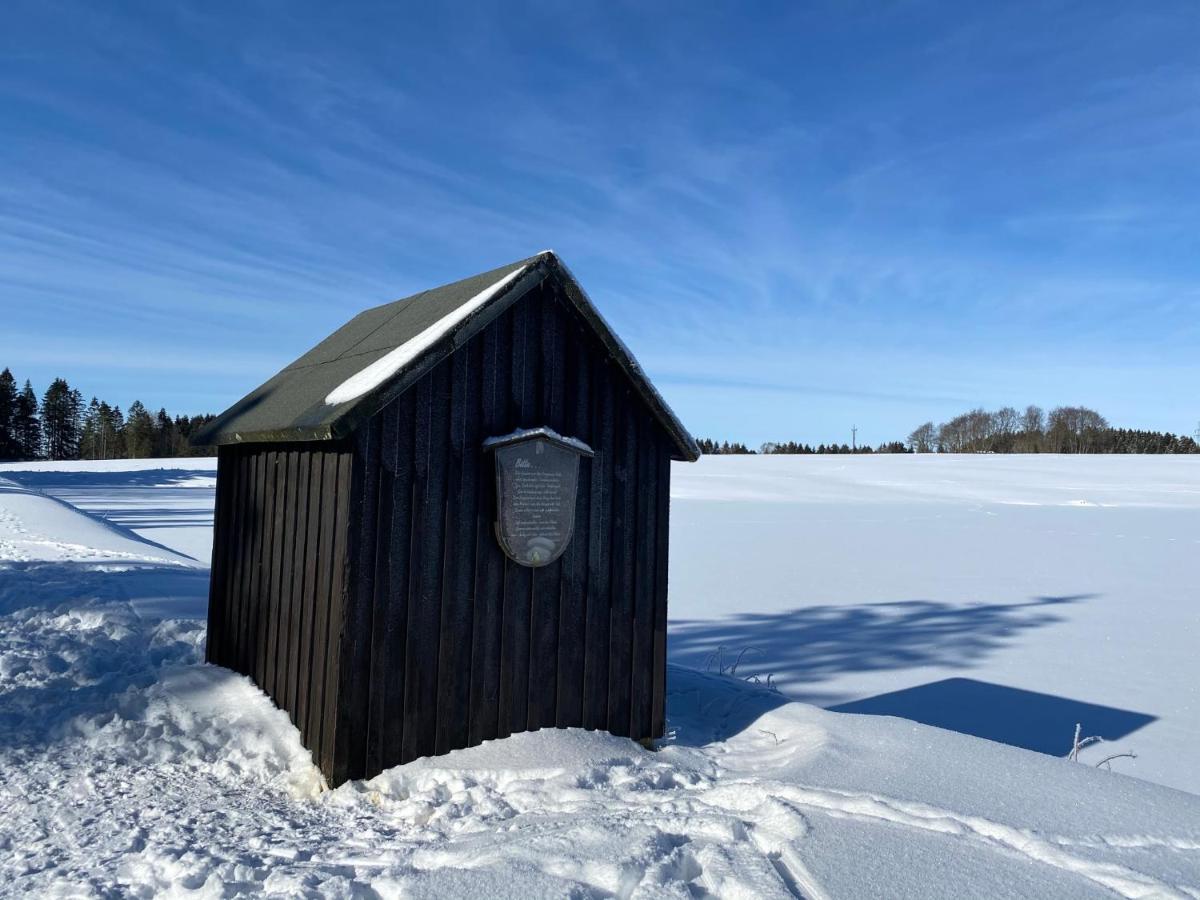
192,252,700,462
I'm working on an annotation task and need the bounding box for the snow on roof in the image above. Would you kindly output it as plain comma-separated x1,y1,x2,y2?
324,266,528,406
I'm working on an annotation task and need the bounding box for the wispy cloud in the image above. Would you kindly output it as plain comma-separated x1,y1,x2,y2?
1,0,1197,442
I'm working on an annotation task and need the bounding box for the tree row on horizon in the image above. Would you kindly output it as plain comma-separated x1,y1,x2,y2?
0,368,217,462
906,405,1199,455
700,405,1199,455
697,438,910,455
5,369,1196,462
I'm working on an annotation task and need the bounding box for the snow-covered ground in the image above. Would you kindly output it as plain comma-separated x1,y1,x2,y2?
671,455,1200,795
0,458,218,564
1,456,1198,898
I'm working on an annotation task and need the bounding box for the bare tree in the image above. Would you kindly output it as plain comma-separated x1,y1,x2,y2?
937,416,963,452
1021,405,1044,434
1015,405,1045,452
994,406,1019,435
938,409,997,452
987,406,1017,452
964,408,993,448
1047,406,1109,453
907,421,936,453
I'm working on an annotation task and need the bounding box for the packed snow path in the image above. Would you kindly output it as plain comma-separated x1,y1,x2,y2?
2,462,1199,896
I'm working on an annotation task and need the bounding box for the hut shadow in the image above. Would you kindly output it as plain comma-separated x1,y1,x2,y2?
830,678,1156,755
668,594,1093,707
662,595,1165,754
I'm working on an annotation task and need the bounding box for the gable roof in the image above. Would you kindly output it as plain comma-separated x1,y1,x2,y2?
192,251,700,461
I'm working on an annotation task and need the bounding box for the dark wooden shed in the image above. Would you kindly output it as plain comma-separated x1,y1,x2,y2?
194,251,699,786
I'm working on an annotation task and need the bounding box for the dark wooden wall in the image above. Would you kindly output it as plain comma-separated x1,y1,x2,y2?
206,279,675,787
206,440,355,777
337,279,673,784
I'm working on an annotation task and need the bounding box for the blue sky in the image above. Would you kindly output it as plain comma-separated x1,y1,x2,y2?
2,1,1198,446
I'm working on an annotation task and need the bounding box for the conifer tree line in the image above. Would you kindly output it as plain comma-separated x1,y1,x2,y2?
0,368,217,461
758,440,909,455
697,438,911,455
906,405,1200,454
695,438,755,455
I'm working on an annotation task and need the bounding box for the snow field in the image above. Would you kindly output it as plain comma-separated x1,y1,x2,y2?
0,460,217,563
670,454,1200,794
1,459,1199,897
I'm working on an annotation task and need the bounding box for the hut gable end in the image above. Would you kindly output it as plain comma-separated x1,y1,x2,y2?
332,280,677,780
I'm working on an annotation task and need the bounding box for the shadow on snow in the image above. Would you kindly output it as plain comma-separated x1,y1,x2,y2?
0,476,208,555
668,594,1159,754
1,468,214,489
0,552,1154,761
669,594,1091,703
831,678,1155,755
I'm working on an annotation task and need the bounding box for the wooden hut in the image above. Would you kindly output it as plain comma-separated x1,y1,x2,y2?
193,251,700,786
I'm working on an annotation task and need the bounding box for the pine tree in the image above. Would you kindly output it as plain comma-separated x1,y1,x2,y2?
15,380,41,460
69,388,84,455
154,408,176,457
110,406,127,458
79,397,102,459
41,378,82,460
0,368,18,459
125,401,156,458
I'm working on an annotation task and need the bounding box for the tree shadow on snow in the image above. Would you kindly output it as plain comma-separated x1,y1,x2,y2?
669,595,1092,705
0,470,215,535
2,468,214,489
666,594,1160,755
0,478,205,559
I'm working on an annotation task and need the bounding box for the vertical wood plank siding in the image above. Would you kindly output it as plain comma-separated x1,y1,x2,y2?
206,441,355,776
206,280,675,786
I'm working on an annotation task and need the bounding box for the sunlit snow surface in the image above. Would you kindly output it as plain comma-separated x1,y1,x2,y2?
1,457,1199,898
669,454,1200,795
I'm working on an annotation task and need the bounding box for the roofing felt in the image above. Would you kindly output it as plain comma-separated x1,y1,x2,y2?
192,252,700,461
